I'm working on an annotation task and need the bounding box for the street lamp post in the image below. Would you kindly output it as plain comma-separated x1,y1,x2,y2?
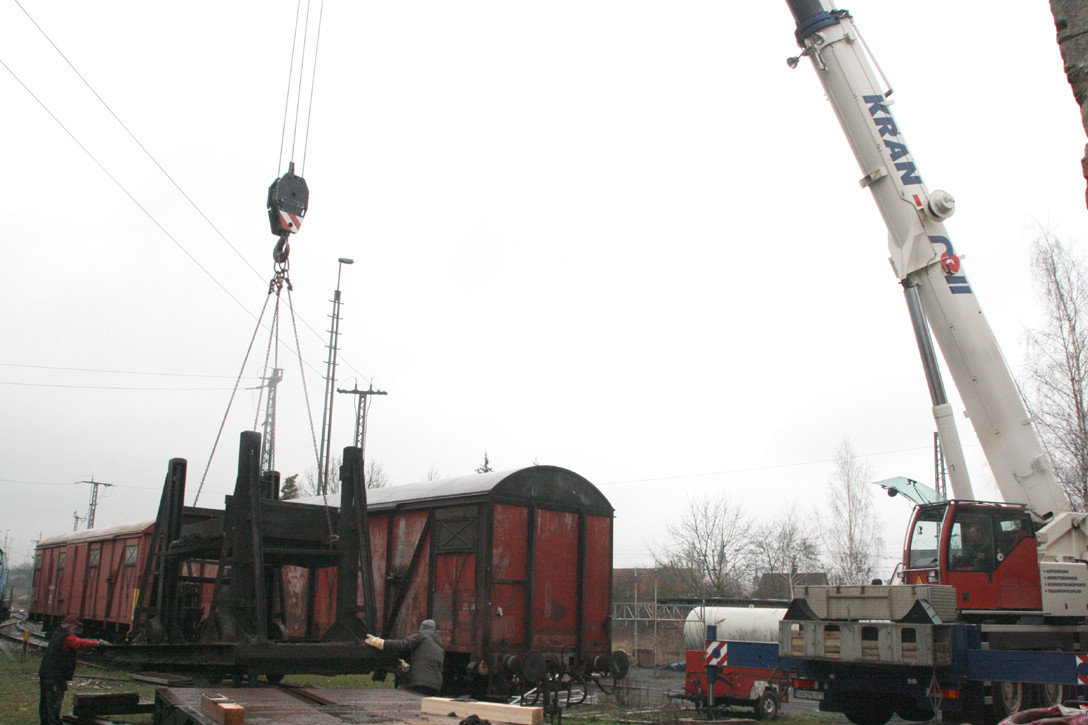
318,257,354,495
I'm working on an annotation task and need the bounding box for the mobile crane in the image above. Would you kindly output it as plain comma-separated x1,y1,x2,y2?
777,2,1088,724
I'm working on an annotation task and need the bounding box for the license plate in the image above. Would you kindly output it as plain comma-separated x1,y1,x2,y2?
792,688,825,701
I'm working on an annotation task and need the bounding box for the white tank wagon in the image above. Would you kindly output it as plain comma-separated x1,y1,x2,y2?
683,606,787,649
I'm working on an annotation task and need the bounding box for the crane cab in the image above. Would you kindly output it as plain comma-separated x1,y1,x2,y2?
903,501,1041,618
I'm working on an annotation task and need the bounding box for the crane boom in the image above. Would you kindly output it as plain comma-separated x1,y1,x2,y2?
785,0,1068,522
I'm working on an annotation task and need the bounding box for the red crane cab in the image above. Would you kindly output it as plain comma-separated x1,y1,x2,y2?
902,501,1041,617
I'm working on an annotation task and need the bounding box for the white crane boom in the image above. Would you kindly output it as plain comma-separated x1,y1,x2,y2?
785,0,1068,522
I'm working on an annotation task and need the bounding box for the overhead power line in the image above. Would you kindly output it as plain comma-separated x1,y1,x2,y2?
0,381,238,391
0,477,80,487
2,4,368,382
0,476,138,490
598,445,943,487
10,0,265,284
0,476,232,495
0,362,260,379
0,56,258,322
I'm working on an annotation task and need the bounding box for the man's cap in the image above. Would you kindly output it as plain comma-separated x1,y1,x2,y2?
420,619,437,631
62,615,81,626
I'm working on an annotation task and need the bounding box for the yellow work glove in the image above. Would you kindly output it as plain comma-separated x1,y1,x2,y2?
364,634,385,649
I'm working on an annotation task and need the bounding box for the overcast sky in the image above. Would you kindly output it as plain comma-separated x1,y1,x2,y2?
2,1,1086,574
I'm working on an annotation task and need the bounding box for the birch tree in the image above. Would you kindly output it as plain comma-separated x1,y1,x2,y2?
1025,233,1088,509
821,439,883,585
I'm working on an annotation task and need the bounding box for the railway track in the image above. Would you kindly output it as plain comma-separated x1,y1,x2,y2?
0,616,46,650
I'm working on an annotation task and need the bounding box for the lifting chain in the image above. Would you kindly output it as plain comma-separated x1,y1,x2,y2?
269,260,292,297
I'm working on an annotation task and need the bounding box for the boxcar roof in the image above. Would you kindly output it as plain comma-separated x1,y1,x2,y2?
39,520,155,547
34,468,612,551
300,465,613,516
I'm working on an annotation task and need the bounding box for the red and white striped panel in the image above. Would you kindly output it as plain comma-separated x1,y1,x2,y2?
705,641,728,667
279,209,303,232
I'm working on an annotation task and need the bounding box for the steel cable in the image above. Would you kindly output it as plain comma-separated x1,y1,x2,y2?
192,288,274,506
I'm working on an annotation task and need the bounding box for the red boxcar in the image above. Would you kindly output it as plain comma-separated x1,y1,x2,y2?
29,521,155,637
30,519,218,638
291,465,620,696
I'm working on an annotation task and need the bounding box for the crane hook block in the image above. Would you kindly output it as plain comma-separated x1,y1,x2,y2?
267,163,309,237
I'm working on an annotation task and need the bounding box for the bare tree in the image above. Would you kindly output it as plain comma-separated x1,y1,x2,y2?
1025,233,1088,509
751,505,823,598
425,465,442,481
821,439,883,585
651,493,756,598
365,459,390,489
303,454,342,495
304,455,389,493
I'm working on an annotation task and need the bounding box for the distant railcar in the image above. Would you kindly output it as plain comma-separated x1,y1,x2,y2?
29,521,155,637
28,520,216,638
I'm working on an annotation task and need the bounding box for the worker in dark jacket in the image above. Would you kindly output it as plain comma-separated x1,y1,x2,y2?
365,619,444,696
39,615,104,725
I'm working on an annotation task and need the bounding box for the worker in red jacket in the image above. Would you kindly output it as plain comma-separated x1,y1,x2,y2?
38,615,105,725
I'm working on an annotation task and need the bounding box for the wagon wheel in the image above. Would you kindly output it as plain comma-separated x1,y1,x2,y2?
1040,683,1071,708
994,682,1024,720
755,690,779,721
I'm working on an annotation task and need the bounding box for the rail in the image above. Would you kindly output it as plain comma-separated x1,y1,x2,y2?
0,616,46,650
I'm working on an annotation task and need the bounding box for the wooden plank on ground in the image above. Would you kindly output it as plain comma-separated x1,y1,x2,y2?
201,693,245,725
421,697,543,725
